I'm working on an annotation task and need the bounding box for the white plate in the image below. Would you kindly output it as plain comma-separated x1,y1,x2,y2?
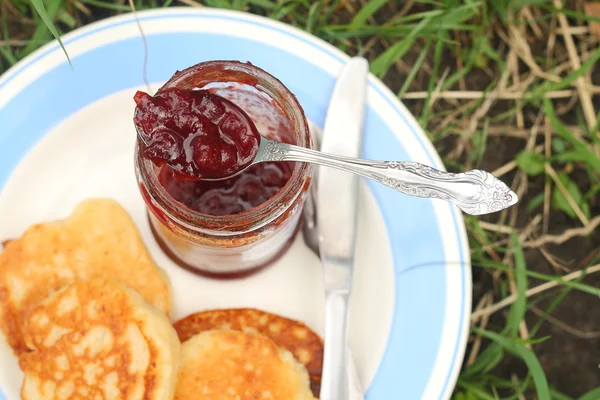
0,8,471,399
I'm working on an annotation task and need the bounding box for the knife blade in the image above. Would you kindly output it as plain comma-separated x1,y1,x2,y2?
317,57,369,400
304,122,364,399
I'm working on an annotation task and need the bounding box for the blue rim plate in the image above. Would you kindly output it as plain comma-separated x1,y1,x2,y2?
0,8,471,399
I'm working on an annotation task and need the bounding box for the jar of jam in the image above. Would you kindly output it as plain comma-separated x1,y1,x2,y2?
134,61,313,278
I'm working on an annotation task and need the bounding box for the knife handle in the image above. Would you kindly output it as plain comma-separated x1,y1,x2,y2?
320,290,349,400
258,140,518,216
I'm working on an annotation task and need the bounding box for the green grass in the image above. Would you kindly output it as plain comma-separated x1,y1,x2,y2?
1,0,600,399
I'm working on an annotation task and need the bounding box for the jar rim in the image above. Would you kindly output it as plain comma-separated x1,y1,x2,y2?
135,60,313,234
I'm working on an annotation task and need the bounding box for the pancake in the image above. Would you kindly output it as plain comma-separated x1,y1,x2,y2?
174,329,316,400
173,308,323,396
0,198,172,354
19,278,180,400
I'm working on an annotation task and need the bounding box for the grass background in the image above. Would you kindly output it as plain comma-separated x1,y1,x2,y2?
1,0,599,399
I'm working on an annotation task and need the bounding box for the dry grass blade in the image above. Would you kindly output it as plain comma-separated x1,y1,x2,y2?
400,88,600,99
553,0,597,131
543,117,552,235
530,306,600,339
478,222,513,234
524,215,600,248
466,292,493,367
472,264,600,322
538,246,570,273
177,0,204,7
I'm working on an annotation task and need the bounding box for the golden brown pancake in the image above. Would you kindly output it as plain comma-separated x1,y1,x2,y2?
174,329,316,400
0,198,172,354
174,308,323,396
19,279,180,400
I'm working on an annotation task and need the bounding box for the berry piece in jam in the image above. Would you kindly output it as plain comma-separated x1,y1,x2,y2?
133,88,261,181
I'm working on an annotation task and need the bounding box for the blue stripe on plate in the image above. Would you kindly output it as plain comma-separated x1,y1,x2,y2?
0,10,467,400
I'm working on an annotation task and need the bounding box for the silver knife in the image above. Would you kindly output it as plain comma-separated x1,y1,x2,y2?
304,121,364,399
317,57,369,400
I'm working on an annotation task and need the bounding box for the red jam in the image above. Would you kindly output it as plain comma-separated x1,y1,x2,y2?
133,88,261,181
157,162,292,216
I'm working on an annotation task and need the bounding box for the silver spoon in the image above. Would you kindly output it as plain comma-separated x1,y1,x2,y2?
136,129,517,216
216,137,517,216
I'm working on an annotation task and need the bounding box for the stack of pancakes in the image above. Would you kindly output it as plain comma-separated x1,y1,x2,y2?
0,198,322,399
173,308,323,399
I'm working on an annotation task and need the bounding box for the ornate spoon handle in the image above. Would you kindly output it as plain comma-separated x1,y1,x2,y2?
257,139,518,215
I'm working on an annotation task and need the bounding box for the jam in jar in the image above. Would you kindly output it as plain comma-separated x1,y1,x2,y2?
134,60,313,277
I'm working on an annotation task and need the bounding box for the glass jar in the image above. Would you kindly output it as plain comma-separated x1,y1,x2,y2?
134,60,314,278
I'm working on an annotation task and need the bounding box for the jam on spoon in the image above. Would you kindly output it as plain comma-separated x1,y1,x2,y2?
134,87,293,217
134,88,261,181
